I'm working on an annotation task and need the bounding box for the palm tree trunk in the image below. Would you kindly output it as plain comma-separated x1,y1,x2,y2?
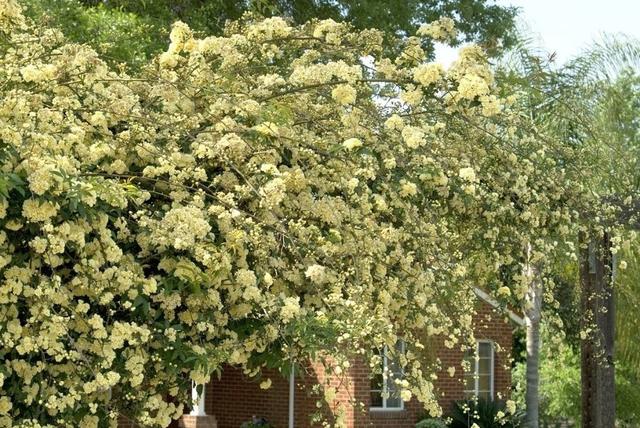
524,243,542,428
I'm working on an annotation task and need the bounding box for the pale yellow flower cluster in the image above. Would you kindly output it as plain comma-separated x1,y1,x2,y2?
312,18,340,40
417,17,457,42
331,84,357,105
413,63,443,86
20,64,56,82
457,73,490,100
289,60,362,86
280,296,301,323
342,138,363,151
402,126,426,149
0,0,25,33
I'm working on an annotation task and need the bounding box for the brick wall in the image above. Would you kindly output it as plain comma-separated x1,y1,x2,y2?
118,300,515,428
203,301,514,428
434,301,514,411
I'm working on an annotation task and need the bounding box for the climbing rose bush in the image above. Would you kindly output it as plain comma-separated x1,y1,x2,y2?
0,0,573,426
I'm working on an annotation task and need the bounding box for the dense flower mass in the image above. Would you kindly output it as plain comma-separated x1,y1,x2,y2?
0,0,575,427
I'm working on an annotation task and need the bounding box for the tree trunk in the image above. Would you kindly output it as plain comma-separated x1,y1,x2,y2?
580,232,616,428
580,234,597,427
524,244,542,428
595,233,615,428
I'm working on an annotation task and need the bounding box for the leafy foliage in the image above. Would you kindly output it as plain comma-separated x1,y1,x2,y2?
415,417,448,428
511,336,640,426
448,399,523,428
20,0,161,68
21,0,518,67
615,237,640,380
497,33,640,425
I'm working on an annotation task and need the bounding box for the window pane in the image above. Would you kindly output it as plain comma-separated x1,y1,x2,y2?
477,390,491,400
371,373,383,390
389,362,401,379
371,346,384,408
370,340,405,409
478,374,491,392
479,357,491,376
461,341,494,399
388,349,402,375
388,379,399,394
370,391,383,408
464,374,475,392
386,396,402,409
478,342,492,358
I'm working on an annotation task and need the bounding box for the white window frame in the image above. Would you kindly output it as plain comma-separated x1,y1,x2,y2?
370,340,405,411
463,340,495,400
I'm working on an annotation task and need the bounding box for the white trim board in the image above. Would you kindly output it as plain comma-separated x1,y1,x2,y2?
473,287,525,327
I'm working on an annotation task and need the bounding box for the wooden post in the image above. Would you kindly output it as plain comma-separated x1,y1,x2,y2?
289,363,295,428
180,382,218,428
190,383,207,416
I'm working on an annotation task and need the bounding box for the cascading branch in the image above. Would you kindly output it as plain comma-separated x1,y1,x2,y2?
0,0,574,427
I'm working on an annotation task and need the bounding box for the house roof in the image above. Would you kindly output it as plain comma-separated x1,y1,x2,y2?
473,287,525,326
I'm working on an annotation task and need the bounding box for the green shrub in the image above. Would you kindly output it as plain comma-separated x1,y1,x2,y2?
415,417,448,428
241,417,274,428
449,399,523,428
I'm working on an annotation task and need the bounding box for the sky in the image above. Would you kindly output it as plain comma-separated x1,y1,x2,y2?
437,0,640,66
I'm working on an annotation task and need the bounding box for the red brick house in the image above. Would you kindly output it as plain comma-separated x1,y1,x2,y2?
120,290,522,428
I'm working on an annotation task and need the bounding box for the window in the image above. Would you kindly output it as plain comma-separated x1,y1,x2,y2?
370,340,405,410
463,340,494,400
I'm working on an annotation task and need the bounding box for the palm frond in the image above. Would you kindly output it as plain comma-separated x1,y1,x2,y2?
564,34,640,84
